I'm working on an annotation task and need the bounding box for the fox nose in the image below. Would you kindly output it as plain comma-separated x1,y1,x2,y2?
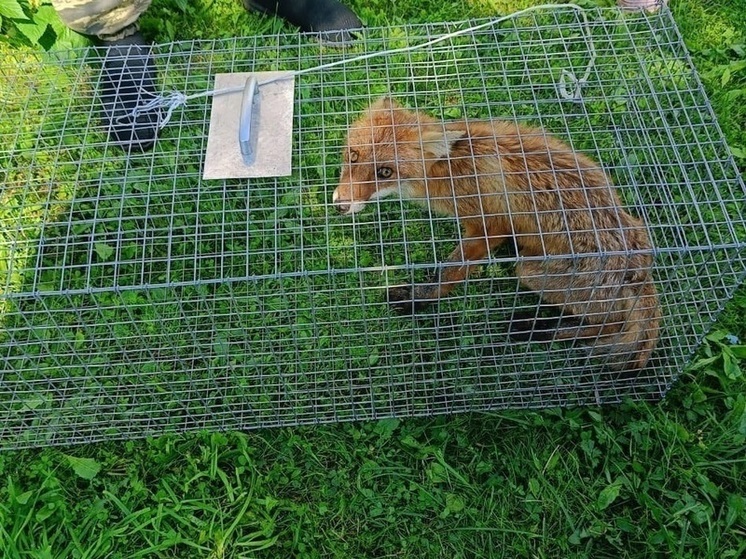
332,189,351,214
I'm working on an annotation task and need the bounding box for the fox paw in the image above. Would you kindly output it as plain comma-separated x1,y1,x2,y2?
387,286,432,314
508,313,581,342
508,313,561,342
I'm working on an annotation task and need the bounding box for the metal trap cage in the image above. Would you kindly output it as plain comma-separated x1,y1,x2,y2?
1,6,745,449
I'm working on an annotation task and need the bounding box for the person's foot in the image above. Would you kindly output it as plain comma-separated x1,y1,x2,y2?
99,33,161,152
617,0,668,11
245,0,363,43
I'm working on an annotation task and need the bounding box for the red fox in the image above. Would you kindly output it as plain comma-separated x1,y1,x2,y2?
333,97,661,372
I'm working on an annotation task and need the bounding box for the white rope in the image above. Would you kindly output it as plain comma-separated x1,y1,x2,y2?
120,3,598,128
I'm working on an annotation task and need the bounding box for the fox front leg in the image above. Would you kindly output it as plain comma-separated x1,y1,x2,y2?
387,221,506,314
387,261,470,314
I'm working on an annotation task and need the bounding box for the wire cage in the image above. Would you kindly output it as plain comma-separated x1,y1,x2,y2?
1,6,745,449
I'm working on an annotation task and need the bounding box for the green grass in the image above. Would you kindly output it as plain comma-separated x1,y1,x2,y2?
1,0,745,557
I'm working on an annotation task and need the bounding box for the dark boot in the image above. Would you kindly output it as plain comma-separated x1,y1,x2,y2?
99,33,161,152
245,0,362,43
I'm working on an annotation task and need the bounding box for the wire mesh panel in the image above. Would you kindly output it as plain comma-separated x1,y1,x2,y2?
1,7,745,449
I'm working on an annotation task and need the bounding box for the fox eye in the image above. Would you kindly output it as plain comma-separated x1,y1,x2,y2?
349,150,359,163
377,167,393,179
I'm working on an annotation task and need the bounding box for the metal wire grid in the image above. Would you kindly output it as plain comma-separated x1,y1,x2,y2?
1,7,745,448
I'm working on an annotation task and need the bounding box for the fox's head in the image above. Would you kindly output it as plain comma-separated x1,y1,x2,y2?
333,97,464,215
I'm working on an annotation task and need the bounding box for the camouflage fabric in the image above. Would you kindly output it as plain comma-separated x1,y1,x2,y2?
51,0,153,40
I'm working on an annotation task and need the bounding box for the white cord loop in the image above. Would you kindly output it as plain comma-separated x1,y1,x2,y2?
120,3,597,127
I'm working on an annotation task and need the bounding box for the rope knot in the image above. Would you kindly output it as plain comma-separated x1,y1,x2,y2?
116,89,190,129
558,69,588,102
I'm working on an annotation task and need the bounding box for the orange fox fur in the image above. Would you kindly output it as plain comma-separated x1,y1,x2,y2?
333,97,661,371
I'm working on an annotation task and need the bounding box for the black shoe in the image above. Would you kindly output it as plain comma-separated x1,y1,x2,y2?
245,0,363,43
99,33,161,152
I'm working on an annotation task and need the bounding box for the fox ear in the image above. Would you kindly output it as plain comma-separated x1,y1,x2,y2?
420,129,465,160
370,96,402,112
